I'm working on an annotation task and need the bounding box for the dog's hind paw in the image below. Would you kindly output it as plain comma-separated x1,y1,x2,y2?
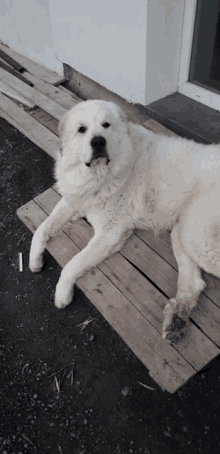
162,298,189,343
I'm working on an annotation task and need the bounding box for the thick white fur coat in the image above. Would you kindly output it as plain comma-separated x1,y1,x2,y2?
29,100,220,342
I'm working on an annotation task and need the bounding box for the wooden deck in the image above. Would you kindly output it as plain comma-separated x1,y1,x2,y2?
1,43,220,393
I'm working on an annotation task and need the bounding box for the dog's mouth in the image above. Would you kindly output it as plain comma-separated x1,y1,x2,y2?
86,154,110,168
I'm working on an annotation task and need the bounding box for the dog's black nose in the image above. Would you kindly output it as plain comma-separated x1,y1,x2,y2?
86,136,109,167
90,136,106,151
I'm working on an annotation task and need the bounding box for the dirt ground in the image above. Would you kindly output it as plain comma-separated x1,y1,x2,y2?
1,115,220,454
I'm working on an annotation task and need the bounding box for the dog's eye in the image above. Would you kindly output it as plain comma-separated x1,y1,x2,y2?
102,122,110,129
78,126,87,133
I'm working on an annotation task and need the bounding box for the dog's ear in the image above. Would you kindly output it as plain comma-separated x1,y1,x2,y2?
59,111,70,156
118,107,128,124
107,102,128,124
128,122,150,150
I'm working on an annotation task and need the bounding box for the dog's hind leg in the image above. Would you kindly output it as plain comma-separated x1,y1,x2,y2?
29,197,80,273
163,190,220,342
162,221,206,342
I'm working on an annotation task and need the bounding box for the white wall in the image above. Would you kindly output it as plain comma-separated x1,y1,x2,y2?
0,0,63,75
145,0,185,105
49,0,147,104
0,0,186,105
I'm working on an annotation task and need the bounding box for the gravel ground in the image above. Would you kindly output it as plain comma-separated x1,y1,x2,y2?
1,115,220,454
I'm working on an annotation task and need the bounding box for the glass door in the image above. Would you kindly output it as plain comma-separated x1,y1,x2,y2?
179,0,220,111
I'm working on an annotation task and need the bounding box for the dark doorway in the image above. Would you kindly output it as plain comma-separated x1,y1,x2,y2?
189,0,220,93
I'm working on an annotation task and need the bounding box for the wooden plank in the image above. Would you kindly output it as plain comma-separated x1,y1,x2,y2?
78,269,192,394
17,198,196,393
0,67,67,120
143,118,179,137
0,43,65,85
57,84,83,101
137,229,220,311
121,234,177,297
99,257,219,370
0,80,35,108
0,48,24,70
202,273,220,309
121,234,220,346
0,93,59,159
33,187,219,370
29,108,59,136
0,58,33,86
136,229,177,268
23,72,79,110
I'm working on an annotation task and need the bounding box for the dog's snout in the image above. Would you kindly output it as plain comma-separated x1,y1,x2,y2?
86,135,110,167
90,136,106,150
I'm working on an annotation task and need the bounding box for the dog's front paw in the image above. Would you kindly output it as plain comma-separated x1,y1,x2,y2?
162,298,189,343
54,280,74,309
29,255,44,273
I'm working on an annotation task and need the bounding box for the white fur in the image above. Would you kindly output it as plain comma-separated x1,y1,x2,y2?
29,100,220,342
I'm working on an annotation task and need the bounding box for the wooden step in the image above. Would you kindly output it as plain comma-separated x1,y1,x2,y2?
17,187,220,393
0,93,59,159
0,43,66,85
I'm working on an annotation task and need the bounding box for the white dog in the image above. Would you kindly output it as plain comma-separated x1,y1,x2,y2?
29,99,220,342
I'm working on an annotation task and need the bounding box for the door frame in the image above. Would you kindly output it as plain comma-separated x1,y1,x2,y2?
178,0,220,111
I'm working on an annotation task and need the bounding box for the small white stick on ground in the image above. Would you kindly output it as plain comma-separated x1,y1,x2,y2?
19,252,23,272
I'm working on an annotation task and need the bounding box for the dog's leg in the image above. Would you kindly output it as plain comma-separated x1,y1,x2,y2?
162,222,206,342
54,226,133,309
29,198,80,273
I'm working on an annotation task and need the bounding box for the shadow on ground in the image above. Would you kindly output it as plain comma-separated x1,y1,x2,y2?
1,117,220,454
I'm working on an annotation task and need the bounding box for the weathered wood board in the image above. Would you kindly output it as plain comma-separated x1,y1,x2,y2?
0,43,66,85
0,93,59,159
0,48,24,71
17,187,220,393
0,80,35,108
23,72,78,110
0,57,33,86
0,67,67,120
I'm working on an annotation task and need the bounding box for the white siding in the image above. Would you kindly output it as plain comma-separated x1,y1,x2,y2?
0,0,63,75
48,0,147,103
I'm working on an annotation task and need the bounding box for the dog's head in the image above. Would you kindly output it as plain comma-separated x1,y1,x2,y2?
58,100,132,171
